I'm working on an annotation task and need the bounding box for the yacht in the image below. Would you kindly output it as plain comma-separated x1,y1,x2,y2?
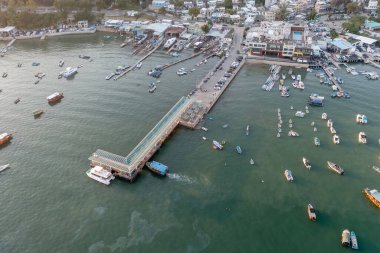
295,111,305,118
0,164,10,173
46,92,64,103
307,204,316,221
363,188,380,209
212,140,223,150
342,229,351,247
284,170,294,182
327,161,344,175
0,133,12,146
164,37,177,49
145,161,169,176
314,137,320,146
321,113,327,120
330,126,336,134
333,134,340,144
351,231,359,250
236,146,242,154
358,132,367,144
62,67,78,78
86,166,115,185
303,157,311,170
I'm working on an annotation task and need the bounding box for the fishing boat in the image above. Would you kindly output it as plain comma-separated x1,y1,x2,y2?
0,164,10,173
303,157,311,170
327,119,333,127
46,92,64,103
33,110,44,118
342,229,351,247
246,125,250,136
284,170,294,182
62,67,78,78
373,166,380,173
333,134,340,144
105,73,115,80
58,60,64,67
322,113,327,120
351,231,359,250
236,146,242,154
330,126,336,134
363,188,380,209
295,111,305,118
212,140,223,150
145,161,169,176
14,98,20,104
0,133,12,146
201,127,208,132
358,132,367,144
86,166,115,185
250,158,254,165
327,161,344,175
288,130,299,137
314,137,320,146
307,204,316,221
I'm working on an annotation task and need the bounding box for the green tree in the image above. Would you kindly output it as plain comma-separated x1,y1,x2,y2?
224,0,232,9
307,8,317,20
201,23,210,33
346,2,361,15
330,29,339,39
275,3,289,21
188,7,200,20
342,15,365,34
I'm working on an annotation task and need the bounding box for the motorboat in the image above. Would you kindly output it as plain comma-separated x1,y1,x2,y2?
295,111,305,118
307,204,316,221
289,119,292,124
281,73,286,79
148,83,157,93
284,169,294,182
330,126,336,134
246,125,250,136
212,140,223,150
288,130,299,137
358,132,367,144
321,113,327,120
250,158,255,165
277,133,281,138
201,127,208,132
32,62,40,66
86,166,115,185
145,161,169,176
105,73,115,80
311,121,315,126
0,133,12,146
314,137,320,146
303,157,311,170
363,188,380,209
0,164,10,173
136,62,142,69
177,68,187,76
351,231,359,250
33,110,44,118
280,90,290,97
164,37,176,49
291,75,296,80
290,106,293,110
327,119,333,127
58,60,64,67
62,67,78,78
14,98,20,104
46,92,64,103
2,72,7,78
296,74,301,81
298,81,305,90
342,229,351,247
373,166,380,173
333,134,340,144
222,124,229,128
78,55,90,59
356,114,368,124
327,161,344,175
289,123,292,128
313,127,317,132
236,146,242,154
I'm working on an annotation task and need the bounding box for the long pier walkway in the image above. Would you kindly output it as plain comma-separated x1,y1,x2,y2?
322,65,343,92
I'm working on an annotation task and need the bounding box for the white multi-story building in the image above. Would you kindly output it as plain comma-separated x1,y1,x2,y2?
364,0,378,12
265,0,277,9
315,0,331,14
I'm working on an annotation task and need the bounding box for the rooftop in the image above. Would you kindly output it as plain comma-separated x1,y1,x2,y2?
330,38,354,50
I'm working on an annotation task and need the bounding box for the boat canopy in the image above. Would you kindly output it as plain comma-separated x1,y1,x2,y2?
149,161,168,174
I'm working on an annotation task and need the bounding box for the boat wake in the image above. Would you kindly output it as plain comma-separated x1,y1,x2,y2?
167,173,195,184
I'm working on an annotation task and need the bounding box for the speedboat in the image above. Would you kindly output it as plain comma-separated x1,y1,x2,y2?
62,67,78,78
284,169,294,182
330,126,336,134
303,157,311,170
145,161,169,176
0,164,10,173
201,127,208,132
213,140,223,150
86,166,115,185
327,161,344,175
314,137,320,146
295,111,305,118
342,229,351,247
333,134,340,144
307,204,316,221
14,98,20,104
351,231,359,250
358,132,366,144
321,113,327,120
236,146,242,154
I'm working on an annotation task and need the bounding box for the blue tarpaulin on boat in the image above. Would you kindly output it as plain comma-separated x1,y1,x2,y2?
150,161,168,174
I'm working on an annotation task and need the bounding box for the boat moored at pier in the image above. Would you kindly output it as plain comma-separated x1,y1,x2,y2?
351,231,359,250
86,166,115,185
145,161,169,176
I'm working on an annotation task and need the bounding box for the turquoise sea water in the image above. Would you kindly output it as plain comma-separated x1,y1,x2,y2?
0,33,380,253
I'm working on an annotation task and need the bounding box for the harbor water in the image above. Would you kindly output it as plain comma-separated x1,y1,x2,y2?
1,33,380,253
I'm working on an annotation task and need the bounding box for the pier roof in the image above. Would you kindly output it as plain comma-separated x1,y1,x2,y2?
330,38,354,51
89,149,130,171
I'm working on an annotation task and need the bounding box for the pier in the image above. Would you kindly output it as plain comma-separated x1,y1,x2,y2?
322,65,343,92
246,55,309,68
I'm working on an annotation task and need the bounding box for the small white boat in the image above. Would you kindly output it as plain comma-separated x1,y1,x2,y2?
246,125,250,136
313,127,317,132
311,121,315,126
277,133,281,138
314,137,320,146
307,204,316,221
330,126,336,134
358,132,367,144
342,229,351,247
327,119,333,127
351,231,359,250
202,136,207,140
295,111,305,118
372,166,380,173
136,62,142,69
290,106,294,110
288,130,299,137
321,113,327,120
333,134,340,144
303,157,311,170
201,127,208,132
250,158,255,165
289,123,293,128
289,119,293,124
284,169,294,182
86,166,115,185
356,114,368,124
0,164,10,173
212,140,223,150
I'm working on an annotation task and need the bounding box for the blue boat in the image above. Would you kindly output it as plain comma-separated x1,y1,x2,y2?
145,161,168,176
308,98,323,107
236,146,242,154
